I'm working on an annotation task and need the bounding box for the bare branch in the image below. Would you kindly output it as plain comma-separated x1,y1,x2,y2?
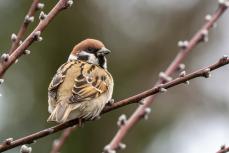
0,56,228,152
0,0,73,78
106,3,228,151
216,145,229,153
8,0,42,54
50,127,76,153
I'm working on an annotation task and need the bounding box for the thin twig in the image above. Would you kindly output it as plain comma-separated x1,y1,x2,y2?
50,127,76,153
106,2,228,151
216,145,229,153
0,0,72,78
0,56,228,152
8,0,41,54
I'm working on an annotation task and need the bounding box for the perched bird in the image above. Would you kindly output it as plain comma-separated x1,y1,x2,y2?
47,39,114,123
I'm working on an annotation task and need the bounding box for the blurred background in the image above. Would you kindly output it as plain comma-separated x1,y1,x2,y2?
0,0,229,153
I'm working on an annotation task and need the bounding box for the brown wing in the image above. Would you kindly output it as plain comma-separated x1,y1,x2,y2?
69,63,109,103
48,62,75,101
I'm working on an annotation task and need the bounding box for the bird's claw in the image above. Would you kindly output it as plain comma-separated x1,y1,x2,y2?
106,99,114,106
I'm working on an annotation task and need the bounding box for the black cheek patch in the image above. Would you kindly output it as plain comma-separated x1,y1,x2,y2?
78,55,89,61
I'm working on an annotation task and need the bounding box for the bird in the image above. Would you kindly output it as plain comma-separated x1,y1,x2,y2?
47,39,114,124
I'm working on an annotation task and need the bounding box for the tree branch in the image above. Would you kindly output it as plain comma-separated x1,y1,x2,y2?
8,0,42,55
217,145,229,153
105,2,229,152
50,127,76,153
0,0,73,78
0,55,228,152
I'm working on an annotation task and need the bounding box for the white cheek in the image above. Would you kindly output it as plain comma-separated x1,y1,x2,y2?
88,55,98,65
103,58,107,69
68,54,78,61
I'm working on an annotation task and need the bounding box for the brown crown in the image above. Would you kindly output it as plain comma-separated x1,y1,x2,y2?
71,39,105,55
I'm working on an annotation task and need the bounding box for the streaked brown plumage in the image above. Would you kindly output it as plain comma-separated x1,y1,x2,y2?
47,39,113,123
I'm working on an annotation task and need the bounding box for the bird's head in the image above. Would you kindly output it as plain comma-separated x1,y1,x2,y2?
69,39,111,69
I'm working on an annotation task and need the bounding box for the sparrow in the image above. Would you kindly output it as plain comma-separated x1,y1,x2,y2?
47,39,114,123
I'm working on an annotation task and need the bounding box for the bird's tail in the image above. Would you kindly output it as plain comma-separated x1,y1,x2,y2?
47,101,79,123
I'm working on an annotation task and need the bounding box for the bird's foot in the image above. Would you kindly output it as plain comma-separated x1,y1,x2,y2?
106,99,114,106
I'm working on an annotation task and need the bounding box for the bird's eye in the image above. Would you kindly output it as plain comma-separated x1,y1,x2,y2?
88,48,93,51
87,47,98,53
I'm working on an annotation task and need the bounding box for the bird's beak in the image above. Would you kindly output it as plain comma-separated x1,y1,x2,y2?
97,47,111,56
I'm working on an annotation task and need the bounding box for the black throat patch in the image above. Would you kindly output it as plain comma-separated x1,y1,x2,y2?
98,56,106,68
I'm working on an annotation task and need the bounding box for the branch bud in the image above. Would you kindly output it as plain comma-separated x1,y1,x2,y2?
20,145,32,153
200,29,209,42
46,128,54,133
117,114,127,127
67,0,74,7
205,14,212,21
1,53,9,62
177,63,186,71
178,40,189,50
118,143,126,150
220,145,226,150
37,3,45,10
53,139,60,147
34,31,43,42
11,33,17,42
218,0,229,7
203,68,211,78
159,72,172,82
143,107,151,120
0,79,4,84
205,14,217,28
184,81,190,85
103,145,116,153
24,15,34,24
15,59,19,64
179,70,186,77
158,85,167,93
24,50,31,55
39,11,47,20
219,55,229,63
3,138,13,145
138,99,145,105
